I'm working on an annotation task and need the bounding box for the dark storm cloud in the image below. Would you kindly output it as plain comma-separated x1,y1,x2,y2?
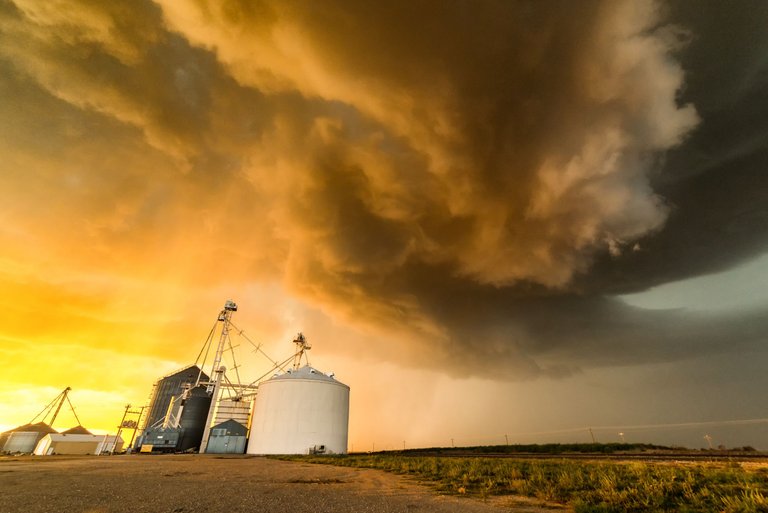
162,0,698,281
579,1,768,295
169,0,765,377
3,0,766,378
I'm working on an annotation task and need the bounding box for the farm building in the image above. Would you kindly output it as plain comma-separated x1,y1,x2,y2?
0,422,57,454
205,419,247,454
33,433,123,455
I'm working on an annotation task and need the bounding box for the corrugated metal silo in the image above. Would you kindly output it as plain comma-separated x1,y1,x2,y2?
142,384,212,452
247,366,349,455
176,385,212,452
142,365,208,431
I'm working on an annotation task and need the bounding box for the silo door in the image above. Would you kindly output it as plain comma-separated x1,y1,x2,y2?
207,435,246,454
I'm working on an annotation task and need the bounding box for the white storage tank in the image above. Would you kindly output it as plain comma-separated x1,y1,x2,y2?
247,366,349,455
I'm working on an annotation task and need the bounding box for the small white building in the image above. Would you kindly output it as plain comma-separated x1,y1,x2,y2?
0,422,57,454
247,366,349,455
34,433,123,455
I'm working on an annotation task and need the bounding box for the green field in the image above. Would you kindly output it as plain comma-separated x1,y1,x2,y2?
275,452,768,512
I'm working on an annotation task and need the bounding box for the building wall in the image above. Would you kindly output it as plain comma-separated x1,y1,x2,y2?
46,441,100,455
34,435,123,455
213,399,252,426
3,432,44,454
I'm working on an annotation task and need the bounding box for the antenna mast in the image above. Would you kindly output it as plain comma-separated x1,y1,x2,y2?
292,332,311,370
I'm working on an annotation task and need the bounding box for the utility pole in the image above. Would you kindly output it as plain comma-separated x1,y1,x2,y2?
127,406,145,449
112,404,130,455
112,404,145,454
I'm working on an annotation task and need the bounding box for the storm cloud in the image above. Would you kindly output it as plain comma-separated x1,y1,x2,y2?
1,0,766,380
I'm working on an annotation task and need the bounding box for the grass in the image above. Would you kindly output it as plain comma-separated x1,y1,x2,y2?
399,442,678,455
274,453,768,512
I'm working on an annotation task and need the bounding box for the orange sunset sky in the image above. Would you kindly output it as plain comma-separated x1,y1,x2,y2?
2,0,768,450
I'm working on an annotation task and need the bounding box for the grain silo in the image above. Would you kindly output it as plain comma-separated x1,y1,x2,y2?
247,365,349,455
133,305,350,455
136,300,250,453
140,384,211,452
140,365,209,433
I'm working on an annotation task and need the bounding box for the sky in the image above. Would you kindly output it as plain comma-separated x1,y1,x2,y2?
1,0,767,450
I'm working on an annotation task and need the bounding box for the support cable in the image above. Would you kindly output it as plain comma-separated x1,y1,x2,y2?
48,387,70,426
194,320,218,366
29,391,63,424
65,394,82,426
247,354,296,388
229,321,286,372
225,333,244,396
194,320,219,386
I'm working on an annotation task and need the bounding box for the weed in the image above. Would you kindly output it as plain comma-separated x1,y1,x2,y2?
275,453,768,512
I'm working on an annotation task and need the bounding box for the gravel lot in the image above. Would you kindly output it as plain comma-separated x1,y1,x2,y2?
0,455,557,513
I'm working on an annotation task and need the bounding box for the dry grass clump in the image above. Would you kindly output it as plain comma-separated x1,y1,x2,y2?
276,454,768,512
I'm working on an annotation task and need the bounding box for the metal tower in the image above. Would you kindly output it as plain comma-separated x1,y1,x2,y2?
198,300,238,453
29,386,81,428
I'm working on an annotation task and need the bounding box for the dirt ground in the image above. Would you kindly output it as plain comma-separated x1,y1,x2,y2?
0,454,565,513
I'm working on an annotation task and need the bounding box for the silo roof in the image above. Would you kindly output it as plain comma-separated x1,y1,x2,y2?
269,366,344,384
2,422,57,434
158,364,209,383
61,425,92,435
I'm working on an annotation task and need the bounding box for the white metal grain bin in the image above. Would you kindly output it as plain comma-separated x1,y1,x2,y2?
247,366,349,455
